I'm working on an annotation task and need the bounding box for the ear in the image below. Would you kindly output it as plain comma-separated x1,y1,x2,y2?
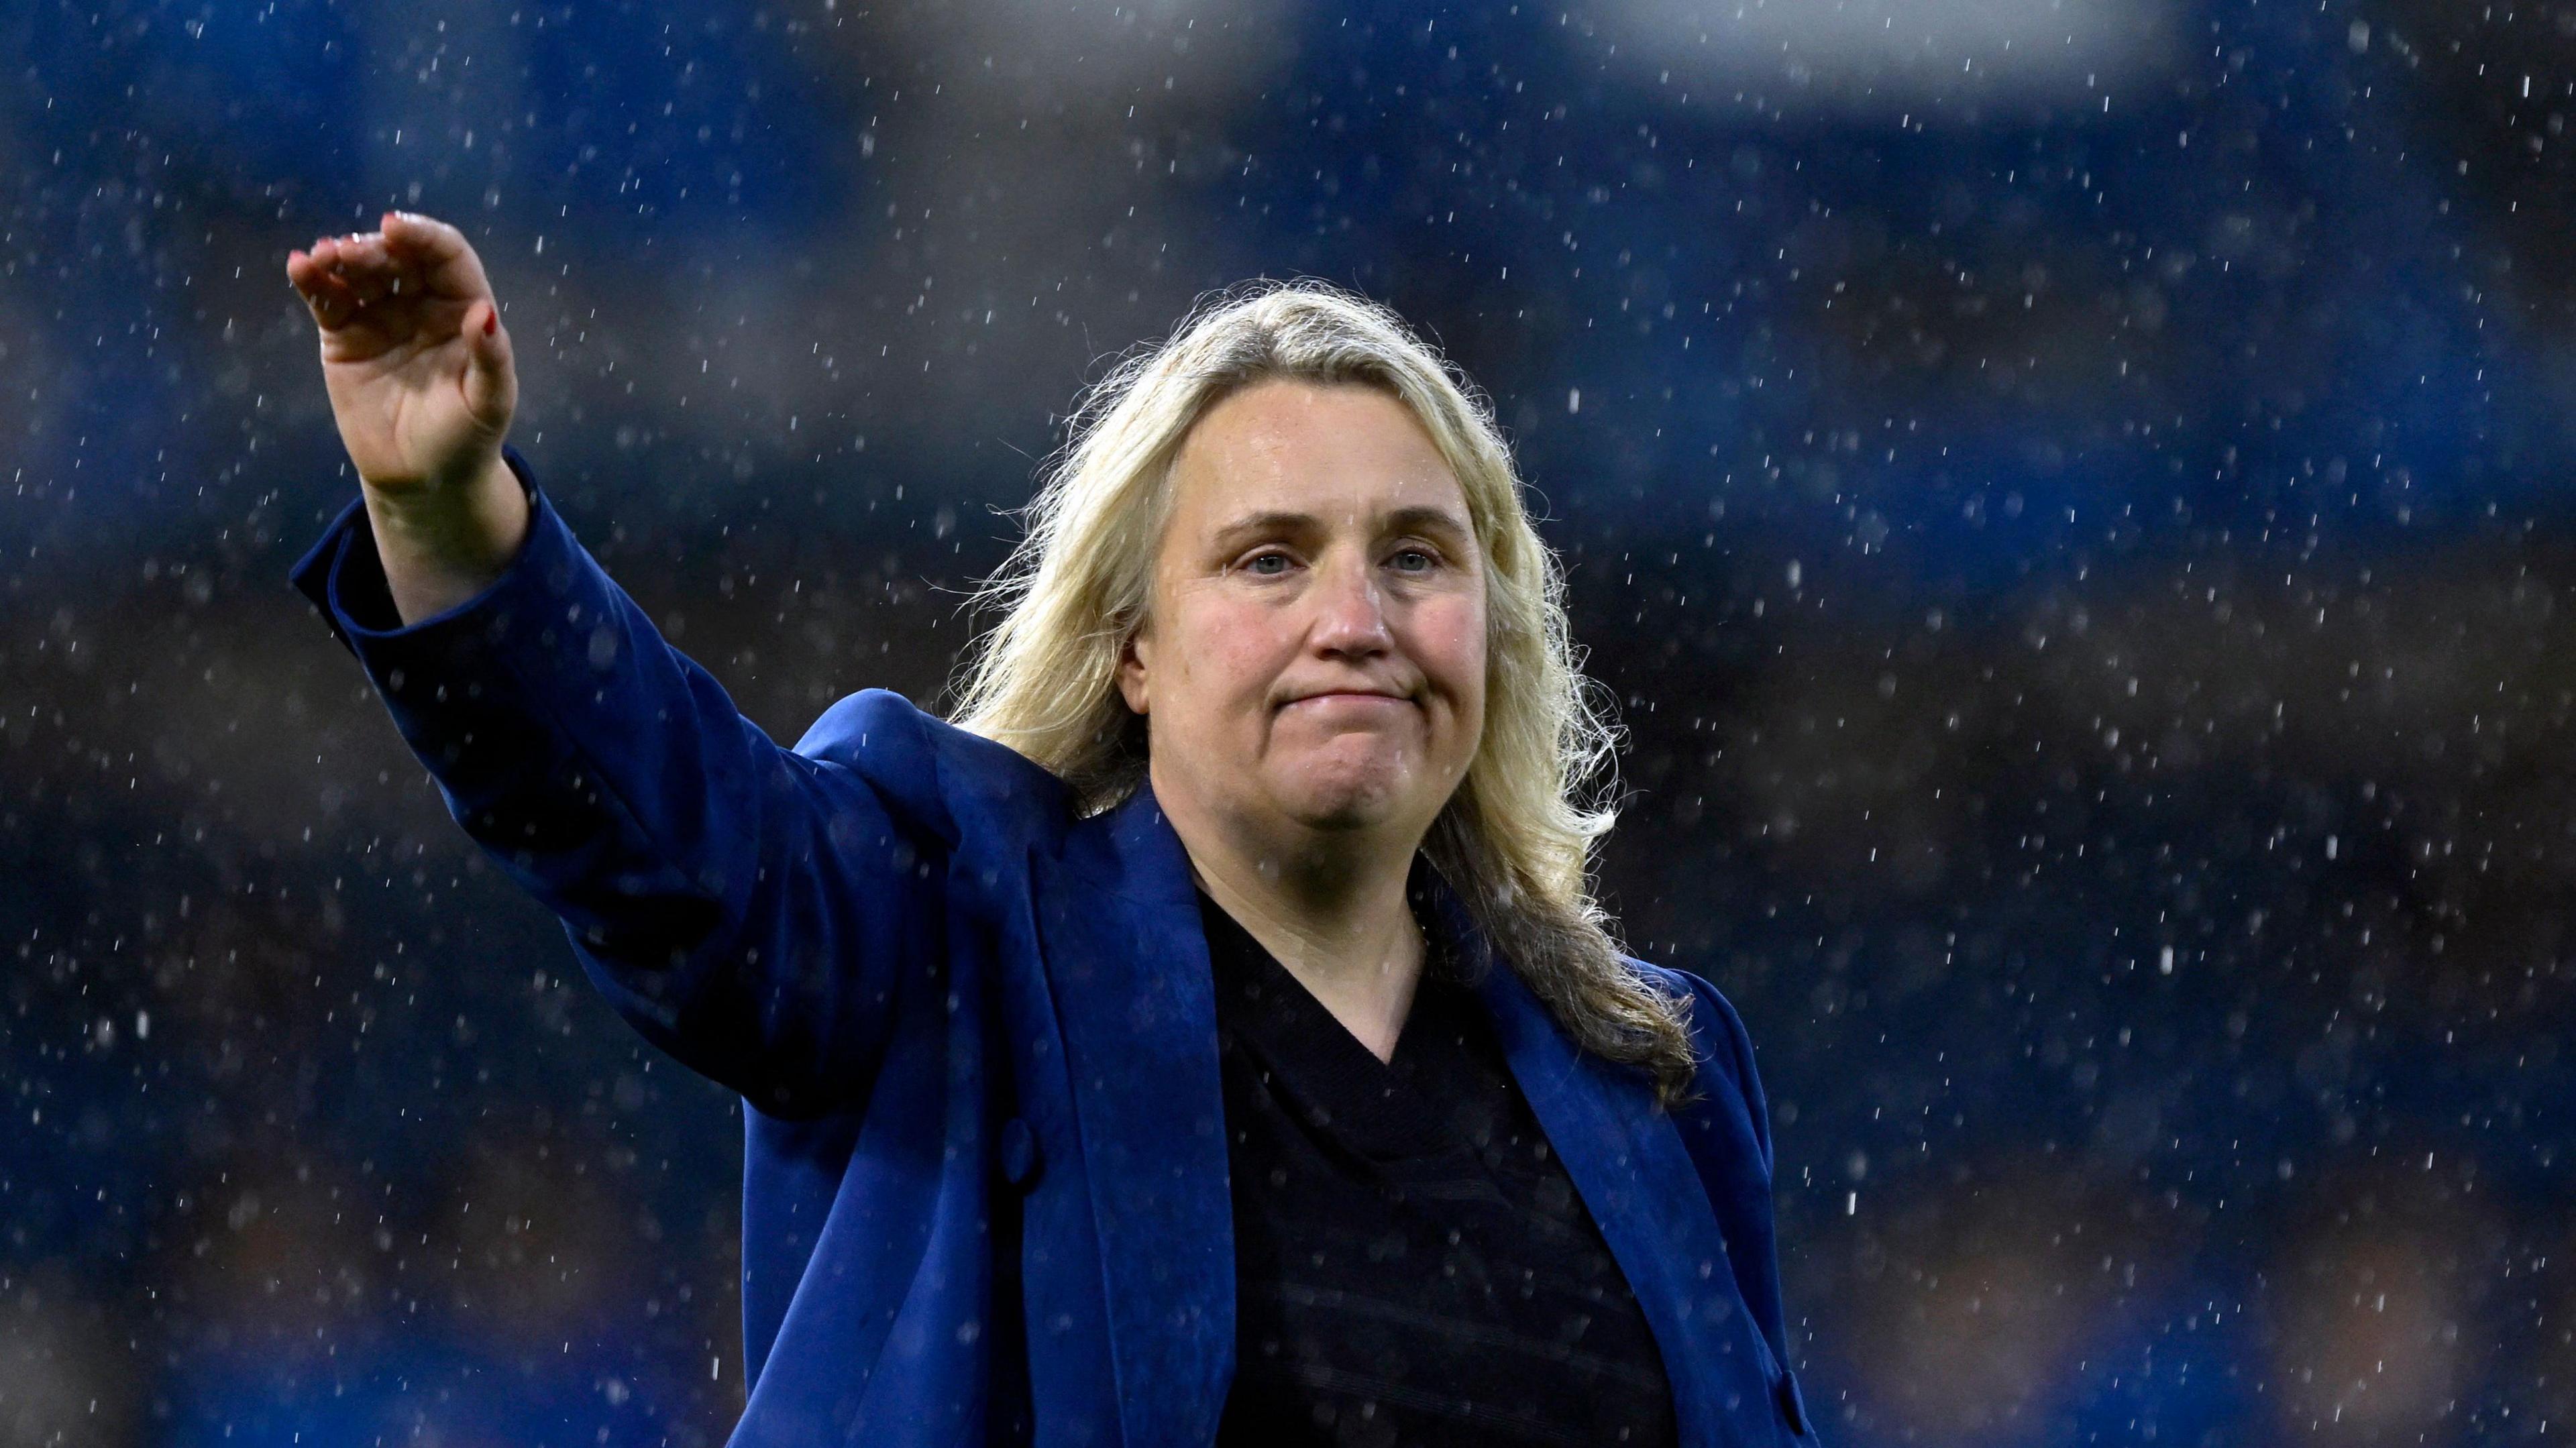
1115,623,1151,716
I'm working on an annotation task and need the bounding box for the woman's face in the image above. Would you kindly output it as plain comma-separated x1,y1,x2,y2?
1118,378,1488,857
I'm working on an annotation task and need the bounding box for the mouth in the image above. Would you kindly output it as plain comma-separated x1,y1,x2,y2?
1282,689,1413,710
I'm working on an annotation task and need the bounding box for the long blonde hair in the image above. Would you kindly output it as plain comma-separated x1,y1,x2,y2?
949,278,1703,1109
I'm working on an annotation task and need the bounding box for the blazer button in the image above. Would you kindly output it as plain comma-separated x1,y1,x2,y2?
1774,1366,1810,1437
998,1117,1042,1190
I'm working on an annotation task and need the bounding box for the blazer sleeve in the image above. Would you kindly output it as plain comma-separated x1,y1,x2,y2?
1660,965,1796,1377
288,445,956,1119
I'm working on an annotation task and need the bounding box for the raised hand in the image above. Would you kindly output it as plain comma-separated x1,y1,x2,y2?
286,211,529,624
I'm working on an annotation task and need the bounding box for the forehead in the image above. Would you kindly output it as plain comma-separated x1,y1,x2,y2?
1167,379,1468,524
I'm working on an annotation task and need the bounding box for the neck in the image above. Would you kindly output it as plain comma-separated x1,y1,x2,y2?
1150,764,1426,1013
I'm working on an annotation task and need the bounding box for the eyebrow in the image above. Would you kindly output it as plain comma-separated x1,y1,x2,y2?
1208,504,1474,553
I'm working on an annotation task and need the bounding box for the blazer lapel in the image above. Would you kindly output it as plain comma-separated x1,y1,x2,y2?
1032,782,1235,1448
1434,887,1783,1448
1033,795,1776,1447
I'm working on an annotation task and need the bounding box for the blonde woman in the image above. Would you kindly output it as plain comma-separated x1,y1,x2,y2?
284,211,1815,1447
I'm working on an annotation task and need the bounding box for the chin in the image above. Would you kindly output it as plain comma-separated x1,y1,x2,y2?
1254,732,1461,834
1270,767,1421,833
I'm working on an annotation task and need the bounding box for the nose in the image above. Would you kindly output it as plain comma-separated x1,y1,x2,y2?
1309,553,1393,660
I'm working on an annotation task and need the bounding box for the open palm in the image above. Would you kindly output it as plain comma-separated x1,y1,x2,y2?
284,211,517,496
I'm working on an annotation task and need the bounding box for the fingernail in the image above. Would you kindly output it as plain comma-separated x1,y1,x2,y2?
484,310,498,336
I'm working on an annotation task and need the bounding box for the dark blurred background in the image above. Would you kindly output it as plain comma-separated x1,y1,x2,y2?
7,0,2576,1442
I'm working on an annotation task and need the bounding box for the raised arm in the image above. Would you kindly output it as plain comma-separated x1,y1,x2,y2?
285,214,950,1118
285,213,531,622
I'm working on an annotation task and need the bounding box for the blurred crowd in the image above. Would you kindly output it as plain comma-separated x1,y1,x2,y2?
7,0,2576,1442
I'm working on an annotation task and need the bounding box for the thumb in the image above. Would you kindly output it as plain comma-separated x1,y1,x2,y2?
463,297,515,428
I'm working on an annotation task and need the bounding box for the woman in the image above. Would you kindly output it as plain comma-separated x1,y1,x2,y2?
283,211,1816,1447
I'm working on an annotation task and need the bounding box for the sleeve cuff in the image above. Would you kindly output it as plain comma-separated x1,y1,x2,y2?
286,443,566,661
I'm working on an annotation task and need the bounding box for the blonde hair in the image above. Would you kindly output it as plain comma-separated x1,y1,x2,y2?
949,278,1703,1109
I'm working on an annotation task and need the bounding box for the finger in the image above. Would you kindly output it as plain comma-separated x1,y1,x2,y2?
288,252,362,328
307,274,361,331
380,210,456,260
297,234,341,282
310,231,376,270
321,233,403,307
385,217,490,305
462,295,515,427
380,211,494,303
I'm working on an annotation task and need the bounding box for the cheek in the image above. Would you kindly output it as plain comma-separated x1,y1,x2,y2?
1415,600,1487,713
1167,597,1293,710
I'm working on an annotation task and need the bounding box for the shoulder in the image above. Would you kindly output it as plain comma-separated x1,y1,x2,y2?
790,687,1071,848
1625,958,1759,1093
1624,956,1772,1173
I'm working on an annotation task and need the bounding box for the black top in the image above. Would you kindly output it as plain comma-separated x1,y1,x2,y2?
1201,885,1680,1448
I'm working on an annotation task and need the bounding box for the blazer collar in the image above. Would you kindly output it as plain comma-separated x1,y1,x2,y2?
1038,781,1767,1448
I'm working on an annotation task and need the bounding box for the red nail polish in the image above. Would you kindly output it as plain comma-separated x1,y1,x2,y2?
484,310,498,336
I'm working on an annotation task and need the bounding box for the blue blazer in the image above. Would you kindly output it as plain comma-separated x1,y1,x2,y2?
290,446,1819,1447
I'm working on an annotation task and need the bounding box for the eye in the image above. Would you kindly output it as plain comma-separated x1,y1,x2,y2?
1389,547,1438,573
1242,550,1293,576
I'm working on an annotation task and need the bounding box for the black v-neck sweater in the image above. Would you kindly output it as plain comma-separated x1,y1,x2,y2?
1199,887,1680,1448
